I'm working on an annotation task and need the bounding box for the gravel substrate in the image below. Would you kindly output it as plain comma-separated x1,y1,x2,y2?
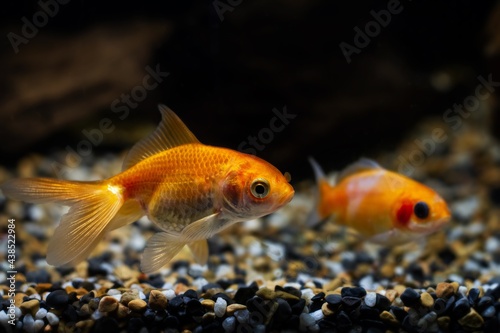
1,123,500,332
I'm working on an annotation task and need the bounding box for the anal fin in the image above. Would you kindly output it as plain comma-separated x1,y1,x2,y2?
141,232,186,273
188,240,209,265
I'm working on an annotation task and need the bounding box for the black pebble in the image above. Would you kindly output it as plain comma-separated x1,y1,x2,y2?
171,260,190,271
93,316,119,333
272,298,292,330
433,298,448,316
81,281,95,292
453,297,471,318
183,289,198,299
359,304,380,320
401,316,419,333
311,292,325,302
26,269,51,283
128,318,145,333
162,315,180,328
62,305,78,322
148,275,165,288
291,298,306,315
390,306,407,322
176,277,190,286
283,286,302,299
233,286,257,304
336,310,352,330
325,294,342,310
79,292,95,305
87,258,108,276
477,296,494,312
143,308,156,322
341,287,367,298
375,293,391,311
216,279,232,290
46,289,69,310
186,299,203,317
467,288,480,305
400,288,420,308
342,296,362,310
168,296,185,310
438,247,457,265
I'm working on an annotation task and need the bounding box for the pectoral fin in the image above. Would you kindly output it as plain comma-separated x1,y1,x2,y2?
188,240,209,265
180,213,231,241
141,231,186,274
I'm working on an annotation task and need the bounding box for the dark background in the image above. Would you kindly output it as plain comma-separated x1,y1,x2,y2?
0,0,499,181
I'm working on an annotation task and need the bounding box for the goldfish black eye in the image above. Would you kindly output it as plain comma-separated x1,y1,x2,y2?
414,201,430,219
250,179,270,199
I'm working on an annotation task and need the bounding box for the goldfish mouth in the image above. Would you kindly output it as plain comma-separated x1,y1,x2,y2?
407,217,450,234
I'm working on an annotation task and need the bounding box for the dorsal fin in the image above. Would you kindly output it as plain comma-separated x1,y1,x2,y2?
122,105,200,170
337,158,382,182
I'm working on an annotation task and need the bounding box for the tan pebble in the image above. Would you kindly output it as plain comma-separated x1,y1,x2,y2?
458,308,484,330
450,282,460,294
25,287,38,296
74,288,89,298
80,304,92,316
129,299,147,313
256,287,276,300
437,316,450,330
321,302,335,316
14,293,27,307
120,290,140,306
253,257,272,272
380,263,395,278
20,299,40,317
98,296,118,312
393,285,406,296
94,287,109,298
76,261,89,279
75,319,94,329
202,312,215,321
201,299,215,311
117,303,130,319
274,291,300,301
226,304,246,315
114,265,137,281
385,290,398,303
380,310,399,326
174,283,189,295
149,290,168,310
436,282,455,298
202,288,225,299
420,292,434,308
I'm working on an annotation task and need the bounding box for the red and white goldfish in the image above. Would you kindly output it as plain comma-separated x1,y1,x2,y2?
308,158,450,245
0,106,294,273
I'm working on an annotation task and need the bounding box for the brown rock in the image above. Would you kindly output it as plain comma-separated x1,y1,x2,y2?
201,299,215,311
437,316,450,330
120,290,139,306
420,292,434,308
274,291,300,301
436,282,455,298
117,303,130,319
458,308,484,330
256,287,276,300
20,299,39,317
98,296,118,313
149,290,168,310
226,303,247,315
129,299,147,313
380,310,399,326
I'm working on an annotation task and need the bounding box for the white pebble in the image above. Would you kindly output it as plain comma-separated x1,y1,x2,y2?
107,289,121,296
300,313,316,330
451,196,479,220
138,291,146,300
283,282,302,290
216,265,234,280
485,236,500,253
192,278,209,291
359,275,375,291
222,316,236,332
34,319,45,332
46,312,59,326
300,288,315,305
91,310,104,320
163,289,176,300
235,309,249,324
214,297,227,317
112,294,122,302
309,309,324,321
364,292,377,307
458,286,468,296
0,311,8,324
35,308,47,319
23,314,35,333
189,264,206,278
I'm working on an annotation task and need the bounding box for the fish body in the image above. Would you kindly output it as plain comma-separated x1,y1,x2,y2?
309,158,450,245
1,106,294,273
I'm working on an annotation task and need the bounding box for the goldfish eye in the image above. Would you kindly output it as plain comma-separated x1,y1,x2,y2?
414,201,430,219
250,179,270,199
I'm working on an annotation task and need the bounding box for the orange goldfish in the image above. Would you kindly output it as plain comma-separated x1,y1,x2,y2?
308,158,450,245
0,106,294,273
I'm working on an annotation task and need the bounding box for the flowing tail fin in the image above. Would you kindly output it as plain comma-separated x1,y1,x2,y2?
0,178,127,266
307,157,330,228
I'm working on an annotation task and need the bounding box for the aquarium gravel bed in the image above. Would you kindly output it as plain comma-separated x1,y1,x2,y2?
2,124,500,333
